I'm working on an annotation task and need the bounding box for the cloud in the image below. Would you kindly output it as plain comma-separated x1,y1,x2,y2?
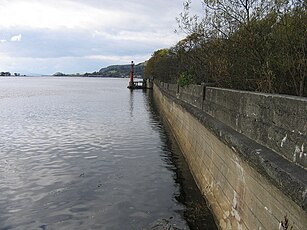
0,0,128,30
85,54,149,64
0,54,146,75
0,0,183,33
92,30,180,47
0,0,189,74
10,34,22,42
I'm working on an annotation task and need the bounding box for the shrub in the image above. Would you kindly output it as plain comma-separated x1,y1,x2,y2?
177,72,194,87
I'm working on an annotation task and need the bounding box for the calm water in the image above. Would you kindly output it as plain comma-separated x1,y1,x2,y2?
0,77,217,230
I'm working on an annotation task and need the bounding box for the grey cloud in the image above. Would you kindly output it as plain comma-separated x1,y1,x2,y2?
0,0,186,74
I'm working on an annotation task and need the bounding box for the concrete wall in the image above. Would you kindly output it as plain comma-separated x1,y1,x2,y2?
154,83,307,230
157,81,307,169
168,83,178,95
178,84,204,109
159,81,205,110
204,87,307,168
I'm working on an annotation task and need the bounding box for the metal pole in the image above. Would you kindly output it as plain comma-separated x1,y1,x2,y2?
129,61,134,87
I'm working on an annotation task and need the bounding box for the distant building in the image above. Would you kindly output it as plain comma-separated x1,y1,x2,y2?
0,72,11,76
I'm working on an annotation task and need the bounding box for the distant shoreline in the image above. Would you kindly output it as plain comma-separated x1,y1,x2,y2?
0,75,144,79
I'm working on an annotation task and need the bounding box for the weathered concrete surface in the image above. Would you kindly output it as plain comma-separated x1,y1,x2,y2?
158,82,307,169
168,83,178,95
159,82,205,110
204,87,307,168
178,84,204,110
154,83,307,230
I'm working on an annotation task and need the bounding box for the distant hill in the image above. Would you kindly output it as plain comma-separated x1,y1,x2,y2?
96,62,145,78
52,62,146,78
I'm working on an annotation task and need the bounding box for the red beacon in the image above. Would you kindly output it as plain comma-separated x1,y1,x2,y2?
128,61,135,88
127,61,152,89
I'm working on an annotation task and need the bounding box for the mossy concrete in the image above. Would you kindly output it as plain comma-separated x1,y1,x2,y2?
154,83,307,230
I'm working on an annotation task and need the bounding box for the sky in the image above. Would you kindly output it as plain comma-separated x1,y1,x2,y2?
0,0,200,75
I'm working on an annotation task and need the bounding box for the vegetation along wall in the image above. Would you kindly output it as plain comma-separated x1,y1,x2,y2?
145,1,306,97
154,81,307,229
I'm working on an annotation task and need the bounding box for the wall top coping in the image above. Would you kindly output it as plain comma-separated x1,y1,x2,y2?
207,87,307,102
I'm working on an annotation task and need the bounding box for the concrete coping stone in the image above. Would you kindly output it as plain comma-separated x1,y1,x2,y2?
156,83,307,212
207,86,307,102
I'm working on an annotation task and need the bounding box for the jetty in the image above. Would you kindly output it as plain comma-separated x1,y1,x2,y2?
127,61,152,89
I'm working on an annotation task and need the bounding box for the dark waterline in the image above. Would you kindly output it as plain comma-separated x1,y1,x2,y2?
0,77,217,229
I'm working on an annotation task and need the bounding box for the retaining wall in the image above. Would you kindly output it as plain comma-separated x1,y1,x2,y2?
154,82,307,230
159,82,307,169
204,87,307,168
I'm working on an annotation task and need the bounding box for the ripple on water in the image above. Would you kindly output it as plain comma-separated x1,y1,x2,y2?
0,78,217,229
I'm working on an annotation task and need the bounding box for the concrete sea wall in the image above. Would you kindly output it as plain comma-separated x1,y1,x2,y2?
154,82,307,229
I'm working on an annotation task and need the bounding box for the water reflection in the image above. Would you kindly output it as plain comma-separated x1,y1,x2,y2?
129,89,134,118
0,77,216,229
145,90,217,230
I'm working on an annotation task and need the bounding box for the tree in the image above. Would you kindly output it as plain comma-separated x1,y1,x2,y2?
145,0,306,96
173,0,307,96
144,49,178,83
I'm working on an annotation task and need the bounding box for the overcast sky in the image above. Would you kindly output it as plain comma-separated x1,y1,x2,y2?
0,0,200,75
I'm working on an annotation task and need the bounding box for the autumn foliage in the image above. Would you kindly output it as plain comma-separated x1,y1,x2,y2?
144,0,306,96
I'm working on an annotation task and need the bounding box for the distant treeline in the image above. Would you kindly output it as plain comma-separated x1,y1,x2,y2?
144,0,306,97
53,62,145,78
87,62,145,78
0,72,22,76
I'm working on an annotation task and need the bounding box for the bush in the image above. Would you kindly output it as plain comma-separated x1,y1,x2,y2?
177,72,194,87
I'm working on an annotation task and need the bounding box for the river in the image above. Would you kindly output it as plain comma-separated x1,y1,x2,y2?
0,77,217,230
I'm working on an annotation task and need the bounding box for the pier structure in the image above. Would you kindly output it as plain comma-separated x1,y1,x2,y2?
127,61,152,89
128,61,135,88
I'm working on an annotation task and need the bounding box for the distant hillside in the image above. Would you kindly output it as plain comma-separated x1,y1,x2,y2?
96,62,145,78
